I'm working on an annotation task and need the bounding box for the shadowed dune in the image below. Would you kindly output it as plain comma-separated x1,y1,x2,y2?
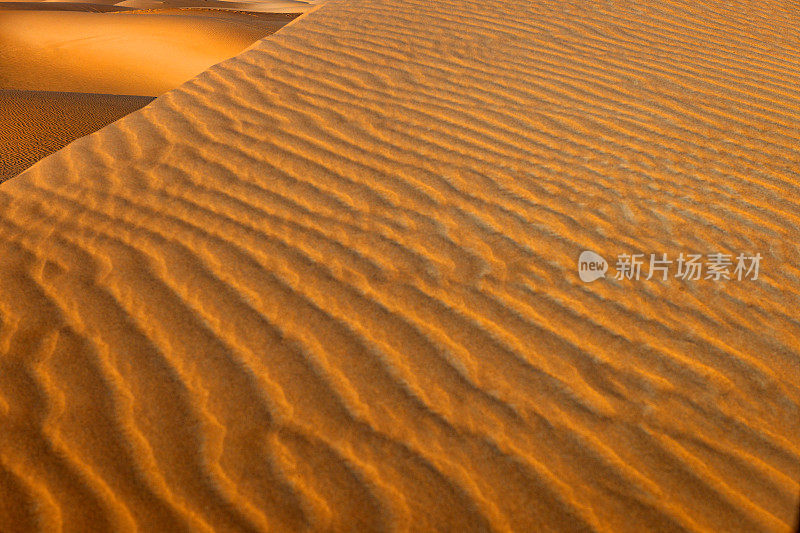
0,6,299,179
0,90,154,181
0,0,799,531
796,502,800,533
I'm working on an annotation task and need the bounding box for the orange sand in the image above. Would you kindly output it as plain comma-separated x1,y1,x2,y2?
0,90,154,181
0,0,798,531
0,4,299,179
0,9,300,95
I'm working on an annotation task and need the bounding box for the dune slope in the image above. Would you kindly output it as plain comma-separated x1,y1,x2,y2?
0,90,154,181
0,0,799,531
0,9,299,95
0,7,299,179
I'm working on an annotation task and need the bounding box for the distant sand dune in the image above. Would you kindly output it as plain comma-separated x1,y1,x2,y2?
0,2,131,11
116,0,322,12
0,0,799,531
0,6,298,178
0,0,322,12
0,9,299,95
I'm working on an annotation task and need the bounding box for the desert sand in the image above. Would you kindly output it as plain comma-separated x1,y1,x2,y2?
0,3,301,178
0,90,154,180
0,8,301,95
0,0,799,531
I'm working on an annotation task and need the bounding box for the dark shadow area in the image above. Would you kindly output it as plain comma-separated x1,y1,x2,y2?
0,90,154,182
794,496,800,533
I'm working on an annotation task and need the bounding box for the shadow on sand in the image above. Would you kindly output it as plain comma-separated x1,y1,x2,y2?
794,497,800,533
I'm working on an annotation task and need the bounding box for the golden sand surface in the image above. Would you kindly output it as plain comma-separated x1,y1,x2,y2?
115,0,322,12
0,0,799,531
0,90,154,181
0,5,299,178
0,9,300,95
0,2,130,11
0,0,321,12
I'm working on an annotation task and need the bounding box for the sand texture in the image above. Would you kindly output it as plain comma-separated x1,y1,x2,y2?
0,3,131,12
0,0,322,12
0,5,298,178
0,9,301,95
0,90,154,181
115,0,323,12
0,0,799,531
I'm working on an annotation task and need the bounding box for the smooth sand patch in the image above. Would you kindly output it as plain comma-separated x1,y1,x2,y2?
0,2,131,11
0,5,299,178
117,0,322,12
0,9,299,95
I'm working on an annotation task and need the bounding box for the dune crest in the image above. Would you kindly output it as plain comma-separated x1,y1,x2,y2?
0,5,300,179
0,90,155,181
0,0,799,531
0,9,300,95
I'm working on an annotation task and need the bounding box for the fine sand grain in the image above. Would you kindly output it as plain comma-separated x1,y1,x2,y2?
0,90,154,181
0,0,798,531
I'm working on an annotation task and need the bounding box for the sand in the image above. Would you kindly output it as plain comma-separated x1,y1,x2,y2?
0,0,799,531
0,4,299,179
0,90,154,181
0,9,300,95
0,2,131,11
116,0,323,12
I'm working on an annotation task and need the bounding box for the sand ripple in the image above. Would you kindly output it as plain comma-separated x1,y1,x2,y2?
0,0,799,530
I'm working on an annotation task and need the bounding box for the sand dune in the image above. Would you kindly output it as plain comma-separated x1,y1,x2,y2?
0,0,799,531
0,9,300,95
0,0,322,12
117,0,322,12
0,90,154,181
0,4,299,178
0,2,131,11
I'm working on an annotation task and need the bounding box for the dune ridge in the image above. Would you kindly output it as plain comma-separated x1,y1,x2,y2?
0,0,799,531
0,90,155,181
0,6,300,178
0,9,301,95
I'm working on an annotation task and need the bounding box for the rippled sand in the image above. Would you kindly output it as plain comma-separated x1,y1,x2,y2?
0,90,154,181
0,4,300,177
0,0,798,531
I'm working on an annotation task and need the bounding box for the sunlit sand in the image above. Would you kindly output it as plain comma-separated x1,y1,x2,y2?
0,1,303,178
0,0,798,531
